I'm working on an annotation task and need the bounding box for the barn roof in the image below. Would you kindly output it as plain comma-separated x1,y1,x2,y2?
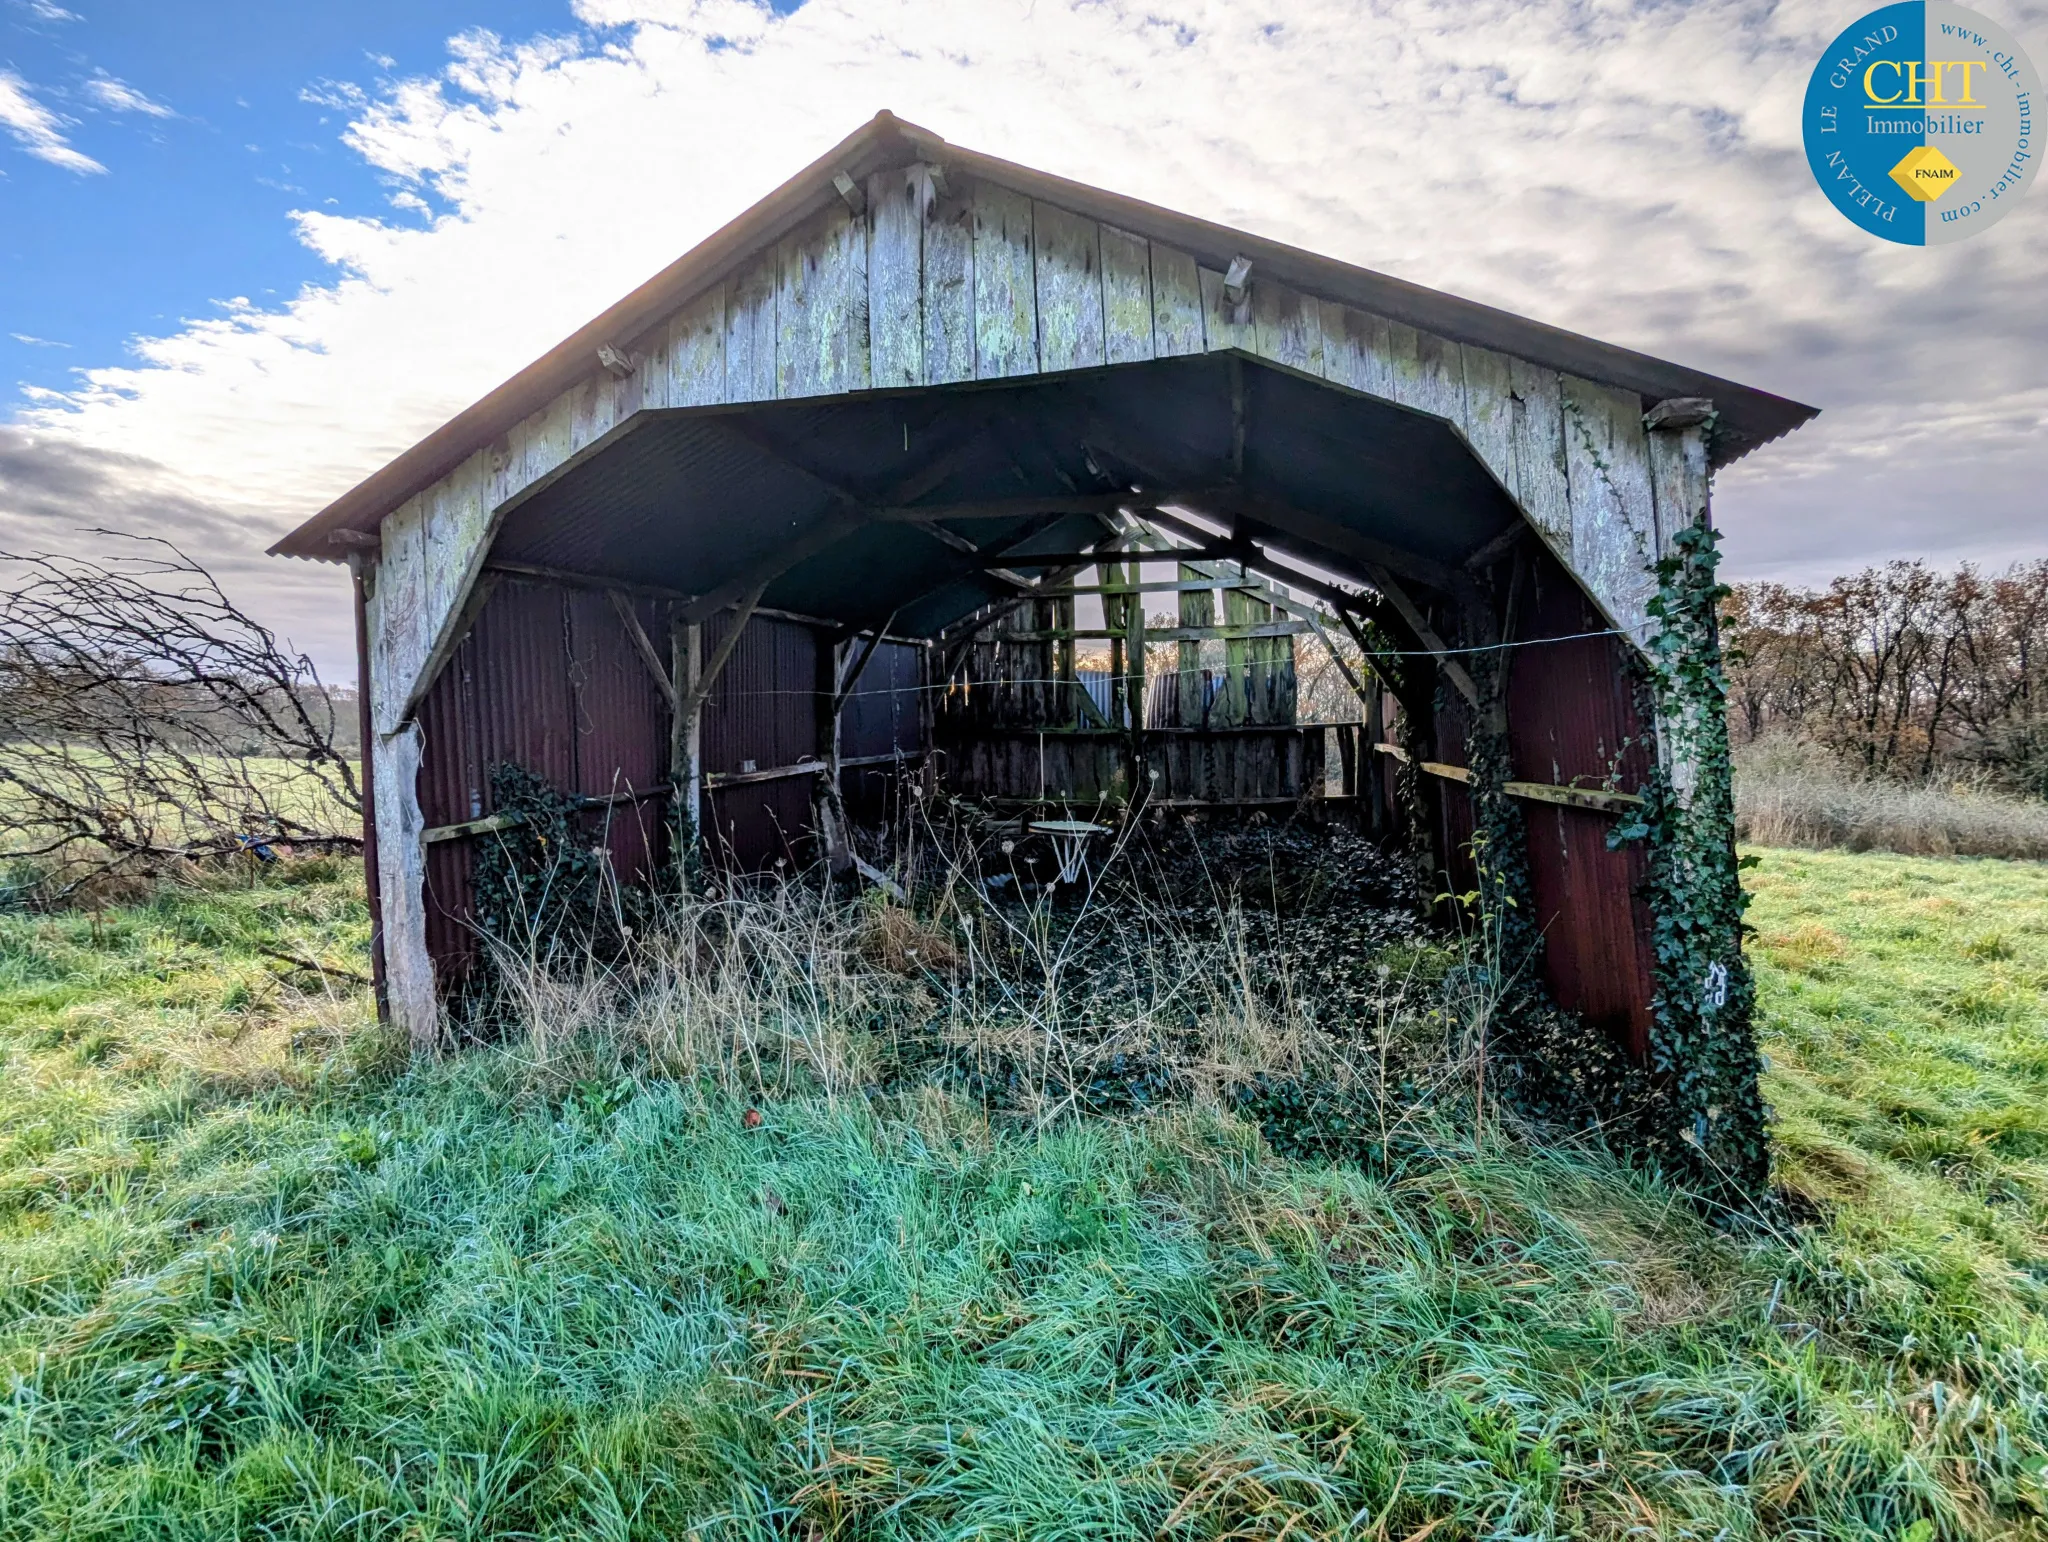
273,111,1816,563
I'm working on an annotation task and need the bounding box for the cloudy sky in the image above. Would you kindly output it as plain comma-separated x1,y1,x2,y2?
3,0,2044,673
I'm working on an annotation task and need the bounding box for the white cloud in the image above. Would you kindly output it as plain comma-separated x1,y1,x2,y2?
10,333,70,348
0,67,105,174
14,0,81,22
83,73,174,117
8,0,2048,670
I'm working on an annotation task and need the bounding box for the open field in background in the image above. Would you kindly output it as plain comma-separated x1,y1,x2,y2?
0,850,2046,1538
1736,740,2048,861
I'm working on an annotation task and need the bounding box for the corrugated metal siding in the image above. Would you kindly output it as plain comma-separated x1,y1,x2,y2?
840,640,927,823
417,595,856,988
700,613,822,870
415,579,671,985
841,641,924,758
563,587,669,893
1504,563,1658,1061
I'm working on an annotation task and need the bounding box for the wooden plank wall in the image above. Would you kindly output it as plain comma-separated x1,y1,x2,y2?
369,163,1696,741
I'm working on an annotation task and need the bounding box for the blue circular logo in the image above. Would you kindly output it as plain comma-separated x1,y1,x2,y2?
1804,2,2041,243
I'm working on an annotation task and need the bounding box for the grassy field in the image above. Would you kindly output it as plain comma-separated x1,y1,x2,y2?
1,851,2046,1539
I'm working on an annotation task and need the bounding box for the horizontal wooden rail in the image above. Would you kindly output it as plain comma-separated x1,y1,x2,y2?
422,784,672,845
421,754,924,843
705,751,912,789
1372,743,1642,814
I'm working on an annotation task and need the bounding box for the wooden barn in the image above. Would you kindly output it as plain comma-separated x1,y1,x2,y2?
273,112,1816,1134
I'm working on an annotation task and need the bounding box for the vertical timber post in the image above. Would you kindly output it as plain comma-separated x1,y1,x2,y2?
670,611,703,890
1125,553,1146,803
1364,682,1387,833
813,636,854,872
350,554,388,1021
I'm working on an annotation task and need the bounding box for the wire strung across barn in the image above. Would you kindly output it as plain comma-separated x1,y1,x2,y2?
656,627,1631,702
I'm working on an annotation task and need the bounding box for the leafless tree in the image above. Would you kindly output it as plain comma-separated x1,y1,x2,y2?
1,534,362,901
1724,559,2048,793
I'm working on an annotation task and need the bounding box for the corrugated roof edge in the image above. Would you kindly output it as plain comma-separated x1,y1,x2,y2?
273,109,1817,562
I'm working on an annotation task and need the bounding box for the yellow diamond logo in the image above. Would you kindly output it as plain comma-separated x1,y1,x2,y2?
1890,144,1961,202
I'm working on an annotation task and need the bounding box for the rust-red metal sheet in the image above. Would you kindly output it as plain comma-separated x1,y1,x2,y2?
415,579,670,983
700,612,821,870
1504,561,1658,1061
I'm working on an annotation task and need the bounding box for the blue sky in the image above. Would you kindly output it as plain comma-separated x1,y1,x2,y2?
1,0,2043,671
0,0,580,397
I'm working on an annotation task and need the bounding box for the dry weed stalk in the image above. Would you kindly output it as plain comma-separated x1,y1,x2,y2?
475,805,1495,1157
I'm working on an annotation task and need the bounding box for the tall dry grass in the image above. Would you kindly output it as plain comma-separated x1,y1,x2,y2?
473,827,1479,1152
1735,735,2048,859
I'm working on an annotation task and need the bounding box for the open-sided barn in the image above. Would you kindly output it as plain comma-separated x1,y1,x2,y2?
275,111,1816,1187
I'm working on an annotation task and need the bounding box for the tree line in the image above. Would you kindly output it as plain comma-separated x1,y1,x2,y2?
1722,559,2048,795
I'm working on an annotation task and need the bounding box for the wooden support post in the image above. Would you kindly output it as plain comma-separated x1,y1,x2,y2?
668,583,768,882
1125,550,1147,801
1365,680,1388,834
610,590,677,710
813,622,891,873
1177,562,1210,728
670,611,703,888
814,638,853,872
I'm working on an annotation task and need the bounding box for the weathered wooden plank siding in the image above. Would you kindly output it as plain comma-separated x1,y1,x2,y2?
725,256,778,402
667,287,726,408
356,167,1697,1037
921,180,976,384
521,394,574,499
1033,200,1105,373
1562,375,1658,636
1508,358,1572,552
1150,245,1205,357
418,453,491,659
370,722,434,1040
1252,283,1323,375
1100,226,1155,365
972,181,1038,379
1367,317,1420,404
1410,331,1467,426
631,315,667,413
1318,303,1376,394
1198,266,1254,352
776,203,870,399
1646,419,1710,555
1459,345,1518,501
568,375,618,459
372,178,1682,692
866,165,924,390
371,494,428,734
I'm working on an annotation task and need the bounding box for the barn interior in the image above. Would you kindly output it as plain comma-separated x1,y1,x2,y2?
410,348,1662,1056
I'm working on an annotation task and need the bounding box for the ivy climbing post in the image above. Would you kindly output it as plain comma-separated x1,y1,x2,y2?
1613,519,1771,1201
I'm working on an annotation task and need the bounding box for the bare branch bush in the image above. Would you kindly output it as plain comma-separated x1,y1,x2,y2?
0,534,362,904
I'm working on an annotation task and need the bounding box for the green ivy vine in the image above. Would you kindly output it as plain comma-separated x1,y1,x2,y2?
1607,520,1771,1202
471,764,647,1003
1447,519,1768,1208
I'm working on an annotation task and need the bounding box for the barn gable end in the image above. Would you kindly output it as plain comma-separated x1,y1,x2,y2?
357,159,1720,749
